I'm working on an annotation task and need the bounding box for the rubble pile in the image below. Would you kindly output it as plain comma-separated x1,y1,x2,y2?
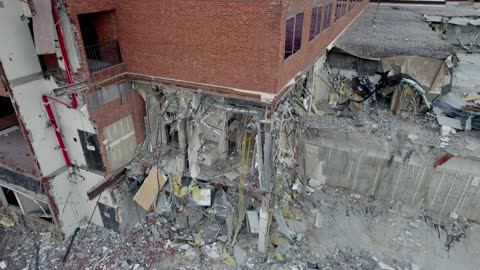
4,185,474,269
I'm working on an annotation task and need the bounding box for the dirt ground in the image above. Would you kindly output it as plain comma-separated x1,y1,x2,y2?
1,186,479,270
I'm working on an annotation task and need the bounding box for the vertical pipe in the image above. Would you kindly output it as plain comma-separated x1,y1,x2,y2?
51,0,77,108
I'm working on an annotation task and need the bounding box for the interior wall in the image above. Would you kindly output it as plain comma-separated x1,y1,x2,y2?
0,1,42,81
49,169,115,236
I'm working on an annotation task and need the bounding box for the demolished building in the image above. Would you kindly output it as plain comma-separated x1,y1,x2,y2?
2,0,480,269
0,0,367,238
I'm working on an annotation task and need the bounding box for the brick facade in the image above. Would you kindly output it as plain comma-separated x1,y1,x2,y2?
277,0,368,93
64,0,366,96
87,89,145,173
62,0,367,172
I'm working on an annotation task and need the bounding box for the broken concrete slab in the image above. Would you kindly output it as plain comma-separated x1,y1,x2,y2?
465,139,480,152
246,210,259,234
233,245,247,265
273,210,296,240
285,219,307,234
437,115,463,130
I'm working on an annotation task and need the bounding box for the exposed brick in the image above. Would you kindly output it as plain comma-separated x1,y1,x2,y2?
65,0,367,95
87,89,145,173
0,83,6,97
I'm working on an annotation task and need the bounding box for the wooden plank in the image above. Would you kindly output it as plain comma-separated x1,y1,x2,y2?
133,166,167,211
87,168,125,200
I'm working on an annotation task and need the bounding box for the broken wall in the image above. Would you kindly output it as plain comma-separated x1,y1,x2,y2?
303,128,480,221
50,169,116,236
87,82,146,172
0,1,42,83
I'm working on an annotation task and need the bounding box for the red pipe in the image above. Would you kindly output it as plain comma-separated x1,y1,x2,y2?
51,0,78,109
51,0,72,85
40,0,79,167
42,95,73,167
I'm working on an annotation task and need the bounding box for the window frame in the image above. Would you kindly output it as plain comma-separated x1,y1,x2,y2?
323,3,333,30
284,11,305,60
309,6,324,42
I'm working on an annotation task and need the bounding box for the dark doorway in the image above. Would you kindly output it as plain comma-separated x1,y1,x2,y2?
0,96,18,131
1,186,20,207
98,203,119,233
78,130,105,172
165,123,179,148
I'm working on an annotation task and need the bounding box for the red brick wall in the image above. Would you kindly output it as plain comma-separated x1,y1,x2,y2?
0,84,6,97
114,0,282,94
64,0,118,78
276,0,368,93
0,114,18,130
87,90,145,172
94,10,118,43
65,0,366,95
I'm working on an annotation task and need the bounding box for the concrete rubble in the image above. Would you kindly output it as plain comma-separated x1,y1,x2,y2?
3,186,479,269
2,2,480,270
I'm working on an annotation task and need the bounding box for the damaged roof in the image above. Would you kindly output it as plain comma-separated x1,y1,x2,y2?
334,4,453,59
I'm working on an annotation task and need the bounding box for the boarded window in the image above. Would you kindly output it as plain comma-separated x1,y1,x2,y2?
309,6,323,41
284,12,304,59
103,114,136,170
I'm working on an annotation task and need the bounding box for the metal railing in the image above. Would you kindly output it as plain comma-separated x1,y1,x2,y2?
85,40,122,72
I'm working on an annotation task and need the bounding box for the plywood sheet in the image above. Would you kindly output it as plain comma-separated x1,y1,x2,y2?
133,166,167,211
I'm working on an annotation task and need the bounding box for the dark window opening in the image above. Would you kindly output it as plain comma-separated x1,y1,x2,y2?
226,114,244,156
0,96,18,131
309,6,323,41
78,10,122,72
166,123,179,148
98,203,119,233
284,12,304,59
78,130,105,172
2,186,20,207
38,217,54,223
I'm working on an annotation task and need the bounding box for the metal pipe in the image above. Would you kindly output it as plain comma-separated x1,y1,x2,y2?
63,227,80,264
51,0,78,108
42,95,73,167
40,0,79,168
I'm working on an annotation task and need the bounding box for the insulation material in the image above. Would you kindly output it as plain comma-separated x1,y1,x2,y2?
191,186,211,206
32,0,55,55
381,56,447,94
133,166,166,211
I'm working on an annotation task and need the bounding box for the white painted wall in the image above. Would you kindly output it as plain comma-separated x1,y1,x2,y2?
0,0,115,236
50,169,115,236
0,1,41,80
55,103,97,168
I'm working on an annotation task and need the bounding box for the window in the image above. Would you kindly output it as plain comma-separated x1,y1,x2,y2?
309,7,324,41
284,12,304,59
335,0,348,22
323,3,332,29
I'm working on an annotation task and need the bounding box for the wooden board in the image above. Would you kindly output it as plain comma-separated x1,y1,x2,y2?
133,166,167,211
